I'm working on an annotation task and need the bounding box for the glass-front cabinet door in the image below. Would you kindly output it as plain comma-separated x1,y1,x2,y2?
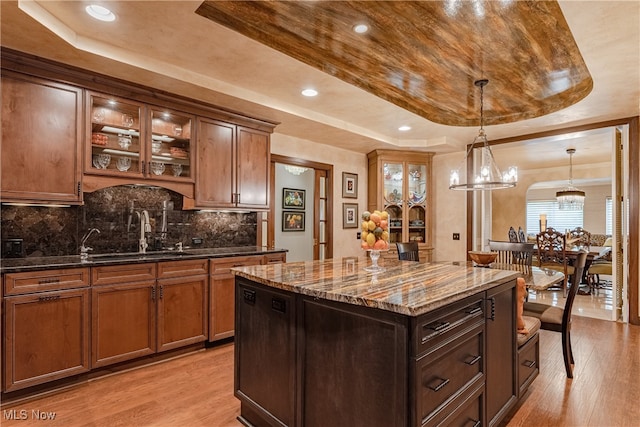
86,92,194,182
87,93,144,176
149,108,193,181
368,150,433,261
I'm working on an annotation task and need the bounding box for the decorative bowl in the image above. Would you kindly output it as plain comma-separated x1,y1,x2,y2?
468,251,498,266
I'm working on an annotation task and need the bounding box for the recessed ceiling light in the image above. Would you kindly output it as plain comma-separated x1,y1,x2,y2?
353,24,369,34
85,5,116,22
301,88,318,97
398,125,412,131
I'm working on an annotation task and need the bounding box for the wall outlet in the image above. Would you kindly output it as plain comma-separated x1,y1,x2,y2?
453,233,460,240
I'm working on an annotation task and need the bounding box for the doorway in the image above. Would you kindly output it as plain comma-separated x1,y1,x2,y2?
267,154,333,262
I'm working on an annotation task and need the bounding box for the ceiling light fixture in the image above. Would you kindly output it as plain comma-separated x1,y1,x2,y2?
398,125,411,131
449,79,517,191
284,165,309,176
556,148,585,210
353,24,369,34
301,88,318,97
85,5,116,22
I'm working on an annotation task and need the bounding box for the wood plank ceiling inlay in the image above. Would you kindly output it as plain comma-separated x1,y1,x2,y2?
196,1,592,127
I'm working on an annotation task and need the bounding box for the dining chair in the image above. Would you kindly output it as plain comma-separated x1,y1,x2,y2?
569,227,591,247
488,240,534,269
523,250,588,378
396,242,419,262
536,228,574,296
508,226,519,243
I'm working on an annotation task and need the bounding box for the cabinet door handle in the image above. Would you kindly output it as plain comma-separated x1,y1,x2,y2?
470,420,481,427
243,289,256,304
427,377,450,392
151,286,156,301
523,359,536,368
159,285,164,299
487,297,496,321
465,355,482,366
38,295,61,302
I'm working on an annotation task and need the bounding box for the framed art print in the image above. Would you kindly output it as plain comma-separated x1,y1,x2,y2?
283,211,305,231
343,203,358,228
342,172,358,198
283,188,305,209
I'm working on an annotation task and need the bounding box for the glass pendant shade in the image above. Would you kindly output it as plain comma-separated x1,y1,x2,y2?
449,79,517,191
556,148,585,210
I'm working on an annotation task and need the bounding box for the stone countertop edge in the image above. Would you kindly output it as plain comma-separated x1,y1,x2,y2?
0,247,288,274
232,257,519,317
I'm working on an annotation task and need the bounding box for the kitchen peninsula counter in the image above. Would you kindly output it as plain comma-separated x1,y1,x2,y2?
232,257,521,427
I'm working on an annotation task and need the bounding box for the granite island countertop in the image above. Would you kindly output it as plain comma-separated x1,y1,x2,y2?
232,256,519,316
0,246,287,273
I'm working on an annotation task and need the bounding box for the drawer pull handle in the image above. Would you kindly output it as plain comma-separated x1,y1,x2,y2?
427,377,450,392
38,278,60,284
38,295,60,302
427,321,450,332
465,306,482,315
465,355,482,366
523,359,536,368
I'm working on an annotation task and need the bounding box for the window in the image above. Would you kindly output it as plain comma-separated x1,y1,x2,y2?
526,200,584,235
605,197,613,235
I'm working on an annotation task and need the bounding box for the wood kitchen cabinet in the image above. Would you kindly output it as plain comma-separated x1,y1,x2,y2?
196,118,270,210
3,268,90,392
1,72,83,204
86,92,195,183
367,150,434,262
91,264,157,368
156,259,208,352
91,260,208,368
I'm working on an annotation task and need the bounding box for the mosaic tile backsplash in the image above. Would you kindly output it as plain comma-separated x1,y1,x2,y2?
1,186,257,257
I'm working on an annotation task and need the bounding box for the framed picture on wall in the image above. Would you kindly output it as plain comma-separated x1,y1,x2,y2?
343,203,358,228
283,211,305,231
342,172,358,198
282,188,305,209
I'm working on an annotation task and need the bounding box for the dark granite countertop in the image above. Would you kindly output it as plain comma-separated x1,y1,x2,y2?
0,246,287,273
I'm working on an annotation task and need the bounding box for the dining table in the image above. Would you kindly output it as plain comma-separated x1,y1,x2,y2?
486,263,565,292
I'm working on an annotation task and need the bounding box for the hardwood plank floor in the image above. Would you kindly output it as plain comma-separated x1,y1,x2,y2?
1,316,638,426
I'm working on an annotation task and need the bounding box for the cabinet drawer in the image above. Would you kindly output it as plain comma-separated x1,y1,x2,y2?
91,263,156,286
157,259,208,279
210,256,262,276
415,325,484,424
422,382,483,427
412,294,484,357
518,332,539,395
4,267,90,295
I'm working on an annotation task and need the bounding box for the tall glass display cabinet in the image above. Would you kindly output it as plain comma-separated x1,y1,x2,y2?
367,150,434,262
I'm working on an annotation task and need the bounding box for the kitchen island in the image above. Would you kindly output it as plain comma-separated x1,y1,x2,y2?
232,257,522,427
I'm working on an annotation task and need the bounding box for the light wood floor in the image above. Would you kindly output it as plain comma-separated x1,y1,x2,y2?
1,316,638,426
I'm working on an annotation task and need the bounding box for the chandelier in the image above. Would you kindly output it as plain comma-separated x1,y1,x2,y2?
556,148,585,210
449,79,517,191
284,165,309,176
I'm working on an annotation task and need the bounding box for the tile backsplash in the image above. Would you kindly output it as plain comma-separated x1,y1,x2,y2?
1,186,257,257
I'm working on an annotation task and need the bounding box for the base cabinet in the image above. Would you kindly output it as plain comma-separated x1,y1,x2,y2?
235,277,517,427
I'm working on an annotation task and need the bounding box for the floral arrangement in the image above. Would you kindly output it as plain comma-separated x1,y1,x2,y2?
360,210,390,250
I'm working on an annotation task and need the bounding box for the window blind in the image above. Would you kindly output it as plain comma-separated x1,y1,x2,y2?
526,200,583,235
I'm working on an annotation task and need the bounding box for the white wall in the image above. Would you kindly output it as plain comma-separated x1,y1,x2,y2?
271,133,367,259
275,164,315,262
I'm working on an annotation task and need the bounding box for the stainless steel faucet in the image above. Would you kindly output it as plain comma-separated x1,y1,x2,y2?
137,210,151,253
80,228,100,262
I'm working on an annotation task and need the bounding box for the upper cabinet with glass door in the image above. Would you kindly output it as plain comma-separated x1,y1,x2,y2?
86,92,193,182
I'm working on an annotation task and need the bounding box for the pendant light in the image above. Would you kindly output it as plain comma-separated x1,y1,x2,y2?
449,79,517,191
556,148,585,210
